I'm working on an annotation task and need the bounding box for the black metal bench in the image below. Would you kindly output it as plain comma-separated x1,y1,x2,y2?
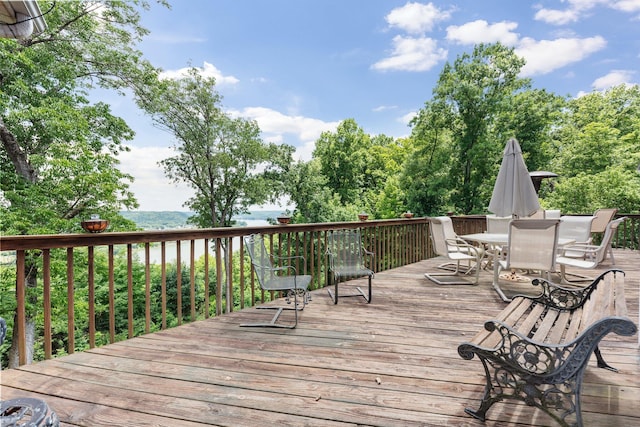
458,269,637,427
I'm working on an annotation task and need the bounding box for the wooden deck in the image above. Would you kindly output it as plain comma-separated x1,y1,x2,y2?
1,250,638,426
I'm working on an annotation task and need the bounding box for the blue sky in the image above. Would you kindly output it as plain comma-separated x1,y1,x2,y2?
110,0,640,211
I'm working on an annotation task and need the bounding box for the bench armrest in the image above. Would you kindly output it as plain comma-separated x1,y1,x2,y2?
522,269,624,310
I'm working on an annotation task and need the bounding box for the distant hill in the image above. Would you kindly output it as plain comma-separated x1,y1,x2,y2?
120,211,194,230
120,210,283,230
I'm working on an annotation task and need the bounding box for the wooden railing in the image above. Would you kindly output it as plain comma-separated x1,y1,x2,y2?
1,214,637,367
0,218,431,366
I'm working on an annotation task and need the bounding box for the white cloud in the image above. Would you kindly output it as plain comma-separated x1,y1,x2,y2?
159,61,239,85
118,146,193,211
372,35,447,72
385,2,451,34
535,0,640,24
534,8,581,25
229,107,339,161
516,36,606,76
612,0,640,12
372,105,398,112
591,70,637,89
446,20,520,46
399,111,417,125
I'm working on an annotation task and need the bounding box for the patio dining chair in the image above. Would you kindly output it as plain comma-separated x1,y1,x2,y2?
496,219,560,301
591,208,618,264
483,215,511,269
326,229,374,304
558,215,595,258
486,214,511,234
243,234,312,328
556,217,625,284
425,217,483,285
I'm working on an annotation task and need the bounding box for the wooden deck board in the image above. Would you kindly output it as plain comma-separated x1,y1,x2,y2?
1,250,638,426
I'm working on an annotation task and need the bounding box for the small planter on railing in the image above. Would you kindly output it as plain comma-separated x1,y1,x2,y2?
276,216,291,225
81,215,109,233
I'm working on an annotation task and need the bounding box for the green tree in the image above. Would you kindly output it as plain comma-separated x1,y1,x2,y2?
305,119,407,220
313,119,372,205
545,86,640,213
139,67,294,228
411,43,531,214
0,0,166,366
402,102,456,215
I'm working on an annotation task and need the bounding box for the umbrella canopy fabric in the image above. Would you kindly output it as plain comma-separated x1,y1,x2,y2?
488,138,540,218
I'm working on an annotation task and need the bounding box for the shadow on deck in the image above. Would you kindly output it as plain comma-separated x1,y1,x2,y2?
1,250,638,426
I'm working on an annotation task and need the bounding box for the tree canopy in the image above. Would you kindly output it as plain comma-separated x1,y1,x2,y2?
138,67,295,228
0,0,168,235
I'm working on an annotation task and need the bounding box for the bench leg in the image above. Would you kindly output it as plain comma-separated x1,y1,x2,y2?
466,357,582,427
594,346,618,372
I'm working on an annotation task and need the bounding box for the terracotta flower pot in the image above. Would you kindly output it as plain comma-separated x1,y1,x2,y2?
81,219,109,233
277,216,291,225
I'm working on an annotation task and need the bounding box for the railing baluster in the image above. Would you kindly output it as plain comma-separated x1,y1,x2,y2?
190,240,196,320
66,248,75,354
43,249,52,359
215,238,222,315
16,250,27,365
238,237,244,310
176,240,182,324
160,241,167,329
127,244,133,338
145,243,151,334
108,245,115,343
227,237,233,314
88,246,95,348
205,238,211,316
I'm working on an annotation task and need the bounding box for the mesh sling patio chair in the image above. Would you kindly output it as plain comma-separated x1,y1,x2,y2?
243,234,312,328
558,215,595,258
591,208,619,264
326,229,374,304
484,214,512,269
556,217,626,285
425,217,483,285
496,219,560,302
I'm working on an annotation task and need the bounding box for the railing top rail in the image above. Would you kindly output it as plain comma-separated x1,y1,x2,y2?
0,217,430,251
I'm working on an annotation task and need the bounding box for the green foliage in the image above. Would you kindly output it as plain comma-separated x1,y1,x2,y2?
413,43,532,214
0,1,170,235
545,85,640,214
291,119,409,221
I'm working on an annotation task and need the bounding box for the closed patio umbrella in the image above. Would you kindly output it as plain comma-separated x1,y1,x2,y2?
488,138,540,218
